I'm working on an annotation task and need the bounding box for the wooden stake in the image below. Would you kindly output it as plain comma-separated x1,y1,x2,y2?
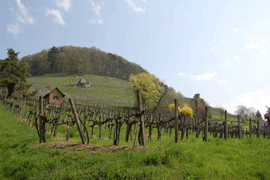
69,98,86,144
224,110,228,140
39,96,45,143
149,113,152,141
174,99,179,143
137,90,146,147
237,115,240,138
54,102,64,137
157,113,162,140
257,120,260,138
204,106,208,142
249,118,252,138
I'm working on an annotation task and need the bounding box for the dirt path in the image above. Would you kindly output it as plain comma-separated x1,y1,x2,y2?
32,142,159,153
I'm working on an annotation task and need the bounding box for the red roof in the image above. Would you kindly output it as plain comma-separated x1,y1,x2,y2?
43,87,65,98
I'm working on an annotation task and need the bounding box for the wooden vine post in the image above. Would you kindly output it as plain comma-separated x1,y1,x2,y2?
125,108,131,142
204,106,208,142
137,90,146,147
237,115,241,139
53,102,64,137
69,98,86,144
257,120,260,138
174,99,179,143
39,96,46,143
224,110,228,140
249,118,252,138
157,113,162,140
148,113,153,141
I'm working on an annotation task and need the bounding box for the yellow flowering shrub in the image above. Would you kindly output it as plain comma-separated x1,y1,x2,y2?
181,106,193,118
168,103,193,117
168,103,181,113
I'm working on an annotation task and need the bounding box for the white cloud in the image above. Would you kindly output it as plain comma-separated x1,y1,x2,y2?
261,50,268,55
97,18,103,24
210,46,215,51
222,89,270,118
261,39,267,43
54,0,72,11
218,79,227,84
178,73,186,77
192,72,217,81
89,0,105,24
234,56,239,60
7,23,21,36
125,0,145,13
224,61,231,65
16,0,35,24
260,46,268,55
245,42,259,49
46,9,66,25
89,18,95,24
90,0,104,15
17,15,26,23
219,60,231,67
233,28,247,34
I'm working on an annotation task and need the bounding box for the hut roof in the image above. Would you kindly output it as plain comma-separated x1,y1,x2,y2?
78,78,88,83
43,87,66,98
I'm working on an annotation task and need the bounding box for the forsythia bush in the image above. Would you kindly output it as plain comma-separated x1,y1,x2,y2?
181,106,193,118
169,103,181,113
169,103,193,118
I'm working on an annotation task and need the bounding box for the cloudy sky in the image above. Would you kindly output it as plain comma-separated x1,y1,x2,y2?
1,0,270,118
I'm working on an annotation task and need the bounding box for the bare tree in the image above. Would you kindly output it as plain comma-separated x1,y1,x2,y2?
235,105,249,123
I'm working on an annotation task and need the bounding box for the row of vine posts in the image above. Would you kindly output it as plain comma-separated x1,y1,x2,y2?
0,89,269,148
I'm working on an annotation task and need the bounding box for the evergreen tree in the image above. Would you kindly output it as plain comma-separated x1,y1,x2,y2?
48,46,58,73
0,49,31,98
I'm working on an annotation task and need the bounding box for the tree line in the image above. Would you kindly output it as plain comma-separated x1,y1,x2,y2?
19,46,148,81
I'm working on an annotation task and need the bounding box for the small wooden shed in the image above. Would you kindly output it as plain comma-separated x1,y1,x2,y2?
77,78,91,88
43,87,65,105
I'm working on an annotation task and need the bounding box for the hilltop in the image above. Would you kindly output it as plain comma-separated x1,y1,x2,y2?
20,45,148,81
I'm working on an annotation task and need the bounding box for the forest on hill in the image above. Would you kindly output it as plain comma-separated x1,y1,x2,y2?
19,46,148,81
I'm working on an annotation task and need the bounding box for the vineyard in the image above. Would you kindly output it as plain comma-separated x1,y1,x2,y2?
27,74,243,123
1,92,270,179
1,90,269,148
27,74,136,107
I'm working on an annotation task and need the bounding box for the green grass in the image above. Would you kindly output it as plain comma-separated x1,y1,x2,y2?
211,113,239,121
1,104,270,179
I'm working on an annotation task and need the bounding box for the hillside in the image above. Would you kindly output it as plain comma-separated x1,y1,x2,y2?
27,74,241,121
27,74,136,107
19,45,241,119
20,46,148,81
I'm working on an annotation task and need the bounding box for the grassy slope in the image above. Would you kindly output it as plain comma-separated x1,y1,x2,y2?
27,74,242,119
1,104,270,179
27,74,135,107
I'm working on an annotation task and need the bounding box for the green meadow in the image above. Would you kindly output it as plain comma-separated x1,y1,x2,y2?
1,103,270,179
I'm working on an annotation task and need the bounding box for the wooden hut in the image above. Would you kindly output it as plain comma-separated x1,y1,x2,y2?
43,87,65,106
77,78,91,88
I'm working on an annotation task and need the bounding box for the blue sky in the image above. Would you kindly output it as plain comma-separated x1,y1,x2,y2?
1,0,270,118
